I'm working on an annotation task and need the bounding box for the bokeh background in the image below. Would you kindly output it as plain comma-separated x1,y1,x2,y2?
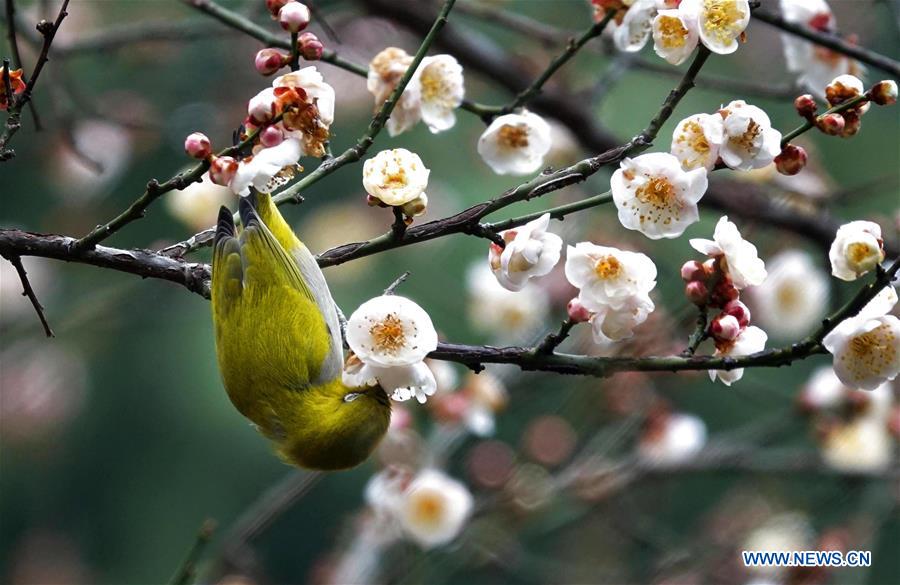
1,0,899,583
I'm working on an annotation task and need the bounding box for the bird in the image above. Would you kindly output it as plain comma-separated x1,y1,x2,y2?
211,191,391,470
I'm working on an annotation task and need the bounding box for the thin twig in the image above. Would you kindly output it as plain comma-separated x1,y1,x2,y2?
681,309,708,357
1,253,54,337
169,519,216,585
384,271,411,295
535,318,577,354
4,0,40,128
0,0,69,160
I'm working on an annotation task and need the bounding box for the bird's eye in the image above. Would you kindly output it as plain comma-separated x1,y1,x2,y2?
343,392,362,403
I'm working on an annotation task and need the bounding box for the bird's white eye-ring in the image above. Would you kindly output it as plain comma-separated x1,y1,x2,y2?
343,392,362,403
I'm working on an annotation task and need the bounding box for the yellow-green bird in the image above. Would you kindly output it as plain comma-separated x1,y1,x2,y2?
211,192,391,470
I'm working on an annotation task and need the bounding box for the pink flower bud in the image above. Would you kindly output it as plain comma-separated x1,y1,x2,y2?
254,48,288,76
208,155,238,186
184,132,211,159
278,2,310,33
680,260,705,282
774,144,808,176
723,300,750,327
869,80,898,106
817,113,845,136
793,94,818,119
298,31,324,61
266,0,291,17
259,125,284,148
710,280,739,308
566,298,593,323
839,111,862,137
710,314,741,342
685,281,708,306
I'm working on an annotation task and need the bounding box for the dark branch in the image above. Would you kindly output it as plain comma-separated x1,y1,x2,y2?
1,252,54,337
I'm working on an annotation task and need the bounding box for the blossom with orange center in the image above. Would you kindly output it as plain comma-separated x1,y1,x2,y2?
652,9,700,65
718,100,782,171
611,152,708,239
671,113,724,170
829,220,885,281
565,242,657,313
478,110,552,175
681,0,749,55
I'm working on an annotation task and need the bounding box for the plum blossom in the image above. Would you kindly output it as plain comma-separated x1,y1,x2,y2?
718,100,782,171
344,295,439,403
398,469,474,549
652,9,699,65
590,293,655,344
829,221,885,282
362,148,430,206
638,412,707,463
368,47,422,136
681,0,750,55
709,325,768,385
489,214,563,291
613,0,661,52
229,138,302,195
749,250,828,339
670,113,724,170
477,111,552,176
418,55,465,133
779,0,863,98
564,243,657,310
611,152,708,239
822,286,900,390
467,263,549,339
690,216,767,289
821,415,893,472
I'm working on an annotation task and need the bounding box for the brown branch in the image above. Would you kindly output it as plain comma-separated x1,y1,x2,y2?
1,252,54,337
753,8,900,78
0,0,68,160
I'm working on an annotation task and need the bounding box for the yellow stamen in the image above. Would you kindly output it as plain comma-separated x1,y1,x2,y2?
498,124,529,149
370,313,406,354
657,15,688,48
594,255,622,280
702,0,745,44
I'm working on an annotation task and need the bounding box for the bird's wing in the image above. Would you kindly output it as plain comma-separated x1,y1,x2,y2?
211,206,243,313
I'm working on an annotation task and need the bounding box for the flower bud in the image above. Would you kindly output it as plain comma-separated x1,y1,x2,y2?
817,113,845,136
183,132,211,159
680,260,705,282
722,299,750,327
401,193,428,218
247,90,277,124
278,2,310,33
298,31,324,61
709,280,739,308
265,0,291,17
255,48,288,76
566,298,593,323
710,314,741,342
685,281,708,306
366,194,388,207
774,144,808,176
825,74,864,106
208,155,238,186
794,94,818,119
839,111,861,137
869,80,898,106
259,125,284,148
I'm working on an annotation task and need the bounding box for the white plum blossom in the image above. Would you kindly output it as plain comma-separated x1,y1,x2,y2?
467,263,550,339
822,286,900,390
477,111,552,176
343,359,437,404
229,138,302,196
346,295,438,367
489,213,563,291
681,0,750,55
362,148,430,207
398,469,474,549
690,216,767,289
274,67,336,126
670,112,724,170
418,55,465,133
709,325,768,385
167,173,234,230
779,0,863,98
344,295,439,403
821,415,893,473
718,101,782,171
564,243,657,310
652,9,699,65
613,0,661,52
638,412,707,463
800,366,847,410
749,250,828,339
611,152,708,239
367,47,422,136
590,293,655,344
828,220,885,281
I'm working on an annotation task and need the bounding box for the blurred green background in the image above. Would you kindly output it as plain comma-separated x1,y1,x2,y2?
1,1,899,583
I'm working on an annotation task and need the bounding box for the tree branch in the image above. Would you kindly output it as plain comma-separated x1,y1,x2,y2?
1,252,54,337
